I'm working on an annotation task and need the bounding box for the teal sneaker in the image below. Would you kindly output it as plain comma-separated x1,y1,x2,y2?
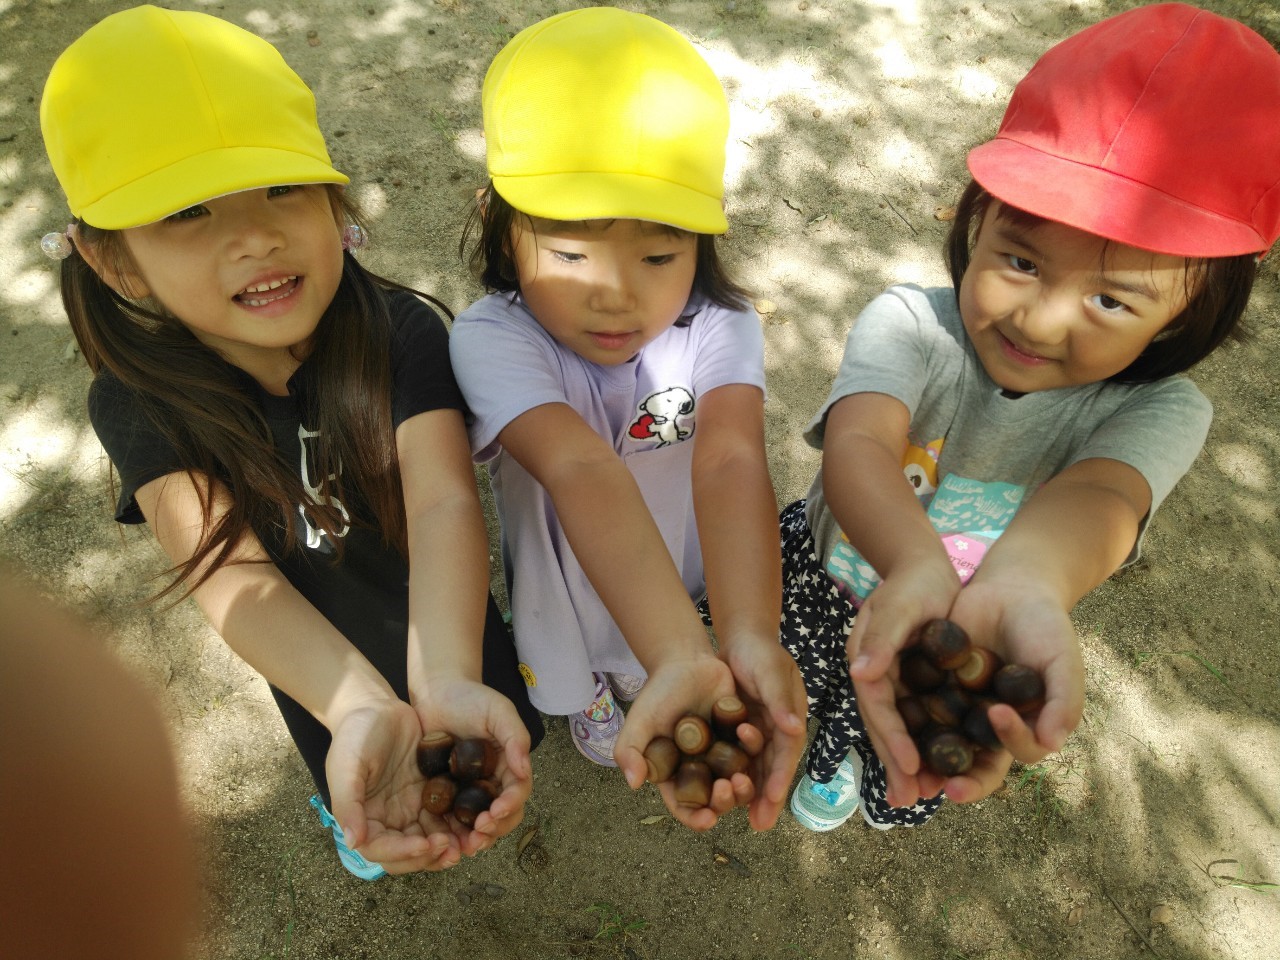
309,795,387,881
789,754,863,832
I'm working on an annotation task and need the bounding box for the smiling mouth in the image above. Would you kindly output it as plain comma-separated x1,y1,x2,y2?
999,332,1050,364
235,276,299,306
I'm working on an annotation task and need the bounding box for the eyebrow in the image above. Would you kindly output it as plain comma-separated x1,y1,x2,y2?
992,223,1163,303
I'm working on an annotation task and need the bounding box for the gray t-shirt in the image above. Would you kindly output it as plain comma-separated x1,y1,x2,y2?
451,292,766,713
803,285,1212,602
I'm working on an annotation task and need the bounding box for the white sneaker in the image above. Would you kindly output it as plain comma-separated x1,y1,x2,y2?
789,754,862,831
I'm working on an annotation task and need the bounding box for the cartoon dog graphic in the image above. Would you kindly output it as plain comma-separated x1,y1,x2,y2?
628,387,695,447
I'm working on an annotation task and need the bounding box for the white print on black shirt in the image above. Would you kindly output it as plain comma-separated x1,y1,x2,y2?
298,424,350,550
626,387,695,447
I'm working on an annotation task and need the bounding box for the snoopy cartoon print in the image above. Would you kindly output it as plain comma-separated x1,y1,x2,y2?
628,387,695,447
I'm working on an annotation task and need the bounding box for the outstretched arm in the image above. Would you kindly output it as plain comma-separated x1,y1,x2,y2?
938,456,1146,799
497,402,742,829
692,383,806,831
821,393,963,805
136,472,454,874
384,408,533,862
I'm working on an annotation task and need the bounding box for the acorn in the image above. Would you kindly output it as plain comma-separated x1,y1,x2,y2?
452,780,498,828
919,619,972,670
962,700,1002,750
673,714,713,755
896,695,932,735
705,740,751,780
922,686,972,729
673,760,713,807
450,738,498,781
643,736,681,784
992,664,1045,715
421,774,457,816
416,731,455,778
711,696,749,743
954,646,1003,691
899,648,947,693
922,729,975,776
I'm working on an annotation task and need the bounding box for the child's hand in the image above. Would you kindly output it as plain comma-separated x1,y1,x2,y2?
720,636,808,830
324,699,464,873
410,677,535,857
845,563,962,807
948,580,1085,770
614,653,749,830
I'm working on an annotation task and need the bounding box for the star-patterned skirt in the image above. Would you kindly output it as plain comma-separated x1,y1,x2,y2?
778,499,943,828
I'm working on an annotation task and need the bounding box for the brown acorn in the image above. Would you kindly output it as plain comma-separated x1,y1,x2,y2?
711,696,749,743
992,664,1045,715
919,619,972,670
416,731,455,778
643,736,681,784
705,740,750,780
922,729,975,776
896,695,932,735
421,774,457,816
452,780,498,828
673,714,712,755
922,686,972,729
954,646,1003,691
962,700,1002,750
899,648,946,693
449,738,498,781
673,760,713,807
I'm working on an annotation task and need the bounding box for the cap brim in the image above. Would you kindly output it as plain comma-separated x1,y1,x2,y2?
968,138,1268,257
492,172,727,234
78,146,349,229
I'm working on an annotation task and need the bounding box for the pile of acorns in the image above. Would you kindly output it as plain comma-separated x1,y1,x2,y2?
898,619,1045,776
415,733,500,827
641,695,753,807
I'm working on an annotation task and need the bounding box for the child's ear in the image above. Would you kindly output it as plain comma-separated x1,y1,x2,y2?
71,225,152,300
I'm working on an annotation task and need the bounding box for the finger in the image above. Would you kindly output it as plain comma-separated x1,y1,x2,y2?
654,781,721,832
749,663,808,738
360,829,448,867
940,748,1013,804
988,704,1050,764
378,835,462,874
490,704,534,781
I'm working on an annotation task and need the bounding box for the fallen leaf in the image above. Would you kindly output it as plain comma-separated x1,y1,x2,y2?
1150,903,1175,925
934,205,957,221
639,814,666,825
1067,904,1084,926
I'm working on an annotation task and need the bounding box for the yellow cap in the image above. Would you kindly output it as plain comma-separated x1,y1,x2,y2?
483,7,729,234
40,5,348,230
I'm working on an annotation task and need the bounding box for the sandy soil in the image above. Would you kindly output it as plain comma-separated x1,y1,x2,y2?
2,1,1278,958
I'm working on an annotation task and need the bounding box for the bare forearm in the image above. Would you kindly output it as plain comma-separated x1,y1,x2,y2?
547,457,710,668
694,443,781,650
969,463,1146,609
406,491,489,695
195,565,396,731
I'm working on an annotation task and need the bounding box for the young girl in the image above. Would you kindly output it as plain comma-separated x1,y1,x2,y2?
781,2,1280,831
453,7,807,831
38,5,543,878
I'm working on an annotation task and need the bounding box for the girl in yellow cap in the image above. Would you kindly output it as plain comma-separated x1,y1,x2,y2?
454,7,808,831
39,5,543,879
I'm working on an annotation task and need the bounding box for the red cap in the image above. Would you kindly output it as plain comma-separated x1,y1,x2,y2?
968,3,1280,257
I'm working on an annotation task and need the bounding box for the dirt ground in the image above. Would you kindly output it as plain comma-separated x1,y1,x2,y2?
2,0,1278,957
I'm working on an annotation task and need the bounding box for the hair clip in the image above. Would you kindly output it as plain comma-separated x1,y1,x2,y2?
341,223,366,251
40,226,74,260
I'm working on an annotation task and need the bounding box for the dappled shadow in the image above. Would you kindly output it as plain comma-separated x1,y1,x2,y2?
3,0,1278,958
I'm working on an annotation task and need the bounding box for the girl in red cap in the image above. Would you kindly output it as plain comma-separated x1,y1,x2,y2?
38,6,542,877
781,3,1280,831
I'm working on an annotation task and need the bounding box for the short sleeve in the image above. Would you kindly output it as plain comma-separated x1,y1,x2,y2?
86,373,184,524
388,291,466,426
1070,375,1213,519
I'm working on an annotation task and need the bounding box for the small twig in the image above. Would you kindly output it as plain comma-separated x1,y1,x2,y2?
881,195,918,235
1099,879,1164,958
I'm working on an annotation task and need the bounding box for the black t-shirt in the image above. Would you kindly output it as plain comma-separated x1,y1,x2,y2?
88,290,542,802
